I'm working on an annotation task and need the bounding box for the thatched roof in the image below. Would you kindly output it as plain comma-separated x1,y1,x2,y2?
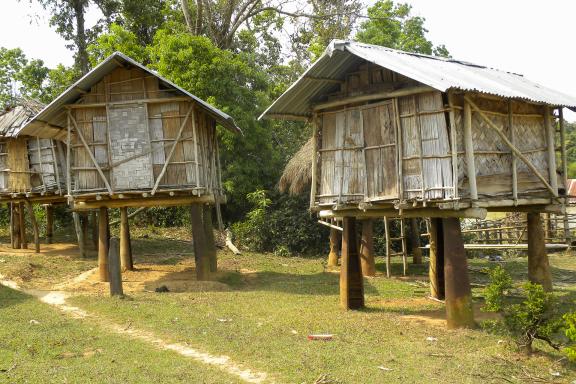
278,137,313,195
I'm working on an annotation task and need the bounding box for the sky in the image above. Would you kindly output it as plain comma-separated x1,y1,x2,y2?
0,0,575,119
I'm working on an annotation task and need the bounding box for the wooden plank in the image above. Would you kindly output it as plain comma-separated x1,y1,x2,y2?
544,106,558,194
310,114,319,209
447,91,459,199
559,108,568,190
509,100,518,202
463,98,478,200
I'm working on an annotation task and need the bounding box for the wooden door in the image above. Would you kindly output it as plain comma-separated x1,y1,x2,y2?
108,103,154,190
362,101,398,200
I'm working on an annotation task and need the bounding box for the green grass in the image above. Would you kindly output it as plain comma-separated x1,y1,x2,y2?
0,285,242,384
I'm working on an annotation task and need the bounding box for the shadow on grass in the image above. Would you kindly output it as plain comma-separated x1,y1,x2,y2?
0,285,31,309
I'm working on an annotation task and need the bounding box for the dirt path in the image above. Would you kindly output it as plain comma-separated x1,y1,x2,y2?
0,274,270,384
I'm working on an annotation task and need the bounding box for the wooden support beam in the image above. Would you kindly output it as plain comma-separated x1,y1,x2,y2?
559,108,568,190
359,219,376,277
98,207,109,282
73,212,86,258
72,194,218,210
544,106,558,195
463,98,478,200
310,114,319,209
190,203,210,280
46,205,54,244
120,207,133,272
10,203,17,249
25,201,40,253
340,216,364,310
384,217,392,277
447,91,459,199
327,227,340,267
428,218,445,300
319,207,487,220
527,213,553,291
303,76,344,84
408,218,423,264
509,100,518,202
203,205,217,273
443,217,475,329
18,202,27,249
108,238,124,297
464,96,557,196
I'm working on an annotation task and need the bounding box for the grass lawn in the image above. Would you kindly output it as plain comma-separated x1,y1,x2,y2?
0,285,243,384
1,232,575,383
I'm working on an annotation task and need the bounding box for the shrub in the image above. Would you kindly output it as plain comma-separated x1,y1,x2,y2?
483,265,513,312
564,312,576,361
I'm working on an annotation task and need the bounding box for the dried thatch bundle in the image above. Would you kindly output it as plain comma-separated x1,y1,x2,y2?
278,137,313,195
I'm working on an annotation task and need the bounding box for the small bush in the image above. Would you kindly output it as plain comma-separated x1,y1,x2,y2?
564,312,576,361
483,265,513,312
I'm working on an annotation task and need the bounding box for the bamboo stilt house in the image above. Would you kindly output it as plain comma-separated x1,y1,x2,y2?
19,52,240,283
261,40,576,219
0,99,66,200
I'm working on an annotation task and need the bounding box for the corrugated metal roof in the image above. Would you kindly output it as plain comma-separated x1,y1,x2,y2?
0,99,44,137
260,40,576,120
19,52,240,139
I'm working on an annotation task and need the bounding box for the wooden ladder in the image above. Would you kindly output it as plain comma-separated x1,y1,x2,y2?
384,217,408,277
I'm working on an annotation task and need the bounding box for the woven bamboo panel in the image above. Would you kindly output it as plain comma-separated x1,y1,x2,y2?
0,139,8,191
7,138,30,192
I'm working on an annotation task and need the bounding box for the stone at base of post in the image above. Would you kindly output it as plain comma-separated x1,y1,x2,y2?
108,238,124,297
360,220,376,276
428,218,445,300
340,216,364,310
327,228,340,267
527,213,553,292
203,205,217,273
98,207,109,282
120,207,134,272
443,217,475,329
191,204,210,280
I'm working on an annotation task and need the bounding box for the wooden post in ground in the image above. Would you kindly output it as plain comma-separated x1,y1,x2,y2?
120,207,133,272
203,205,217,273
98,207,109,282
18,202,27,249
384,217,391,278
428,218,445,300
46,205,54,244
108,237,123,297
10,203,16,249
73,212,86,258
359,219,376,276
190,204,210,280
327,227,340,267
408,218,423,264
13,204,21,249
527,213,553,291
24,201,40,253
340,216,364,310
443,217,475,329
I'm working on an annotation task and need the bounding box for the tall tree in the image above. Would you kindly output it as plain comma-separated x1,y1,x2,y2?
355,0,449,57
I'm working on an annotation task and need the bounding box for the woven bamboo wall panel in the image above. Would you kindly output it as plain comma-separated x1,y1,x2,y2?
7,138,30,192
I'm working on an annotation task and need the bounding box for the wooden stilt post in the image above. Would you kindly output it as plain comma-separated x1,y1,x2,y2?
190,204,210,280
360,219,376,277
409,218,423,264
24,201,40,253
527,213,553,291
91,211,98,249
98,207,109,282
384,217,391,278
340,216,364,310
327,227,340,267
12,203,20,249
443,217,475,329
203,205,217,273
46,205,54,244
108,238,123,297
10,203,16,249
18,202,27,249
120,207,133,272
73,212,86,258
428,218,445,300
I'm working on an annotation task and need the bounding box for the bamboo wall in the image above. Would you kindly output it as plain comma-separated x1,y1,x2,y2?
314,61,560,208
68,66,222,197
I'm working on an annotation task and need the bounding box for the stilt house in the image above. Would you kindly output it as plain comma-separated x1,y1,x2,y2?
0,99,67,251
261,40,576,328
20,52,240,282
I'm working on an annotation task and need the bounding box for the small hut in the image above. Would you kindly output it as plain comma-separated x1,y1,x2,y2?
0,99,67,251
261,40,576,328
20,52,240,284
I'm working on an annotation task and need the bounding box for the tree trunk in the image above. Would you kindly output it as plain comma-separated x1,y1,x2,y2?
98,207,109,282
181,0,195,33
18,202,27,249
443,218,475,329
191,204,210,280
203,205,217,273
195,0,203,34
327,228,340,267
340,216,364,310
73,0,89,74
527,213,553,291
409,218,423,264
120,207,133,272
25,201,40,253
46,205,54,244
359,220,376,276
429,218,445,300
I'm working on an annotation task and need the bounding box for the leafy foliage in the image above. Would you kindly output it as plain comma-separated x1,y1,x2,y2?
564,312,576,362
483,265,513,312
